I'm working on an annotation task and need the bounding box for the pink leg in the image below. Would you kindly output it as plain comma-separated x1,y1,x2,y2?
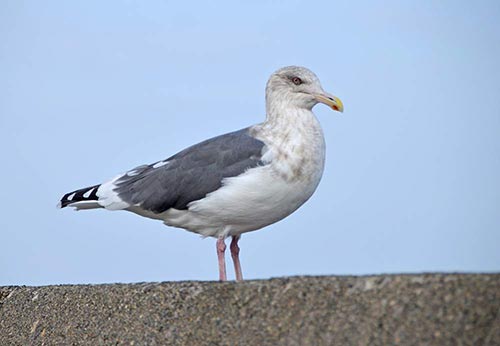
216,237,227,281
230,236,243,281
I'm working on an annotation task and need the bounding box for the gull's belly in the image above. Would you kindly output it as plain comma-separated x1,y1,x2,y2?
162,117,327,238
162,155,324,238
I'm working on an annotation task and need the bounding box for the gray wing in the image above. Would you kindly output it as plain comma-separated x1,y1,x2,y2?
114,127,266,213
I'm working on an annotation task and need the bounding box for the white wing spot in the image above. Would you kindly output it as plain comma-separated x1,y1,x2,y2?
127,170,140,176
83,188,95,198
152,160,169,169
67,192,76,201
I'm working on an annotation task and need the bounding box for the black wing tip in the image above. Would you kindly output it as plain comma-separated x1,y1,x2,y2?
58,184,101,209
57,199,72,209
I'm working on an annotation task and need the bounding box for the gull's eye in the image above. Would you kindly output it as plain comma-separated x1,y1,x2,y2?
291,77,303,85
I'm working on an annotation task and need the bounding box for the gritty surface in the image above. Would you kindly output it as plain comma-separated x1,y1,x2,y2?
1,274,499,346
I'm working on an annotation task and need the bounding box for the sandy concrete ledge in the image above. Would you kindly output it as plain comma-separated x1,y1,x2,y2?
1,274,499,345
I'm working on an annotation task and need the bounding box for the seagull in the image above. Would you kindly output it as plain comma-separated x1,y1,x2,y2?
59,66,344,281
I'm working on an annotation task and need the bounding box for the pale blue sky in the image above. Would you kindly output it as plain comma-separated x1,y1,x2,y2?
1,1,499,285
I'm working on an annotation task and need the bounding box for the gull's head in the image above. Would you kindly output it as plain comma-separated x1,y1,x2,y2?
266,66,343,113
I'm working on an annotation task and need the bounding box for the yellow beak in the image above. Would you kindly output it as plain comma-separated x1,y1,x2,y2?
315,93,344,113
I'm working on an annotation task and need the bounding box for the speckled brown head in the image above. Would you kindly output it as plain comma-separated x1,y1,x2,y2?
266,66,344,113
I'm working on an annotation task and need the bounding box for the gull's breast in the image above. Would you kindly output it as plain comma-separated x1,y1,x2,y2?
161,117,327,238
